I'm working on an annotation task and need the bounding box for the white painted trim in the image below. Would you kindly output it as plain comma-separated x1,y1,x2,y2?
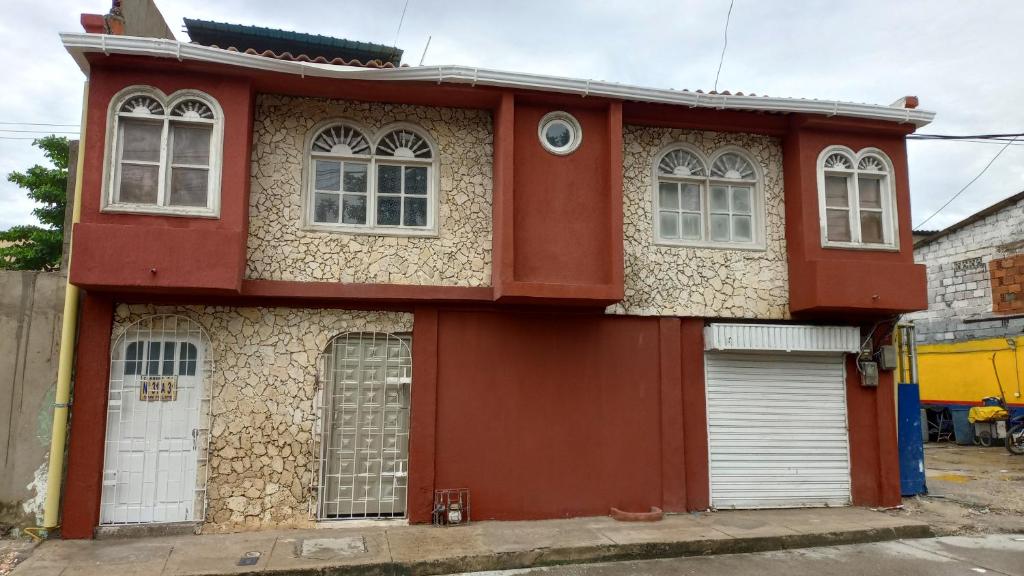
538,111,583,155
101,85,224,218
815,145,899,251
651,143,766,250
61,33,936,128
299,120,440,236
704,323,861,353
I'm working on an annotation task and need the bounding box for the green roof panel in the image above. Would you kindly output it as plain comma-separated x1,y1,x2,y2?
183,18,402,65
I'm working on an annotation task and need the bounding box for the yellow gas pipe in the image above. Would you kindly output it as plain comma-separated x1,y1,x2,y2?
39,81,88,536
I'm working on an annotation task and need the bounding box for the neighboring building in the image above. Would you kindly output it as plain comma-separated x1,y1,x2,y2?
904,191,1024,412
56,3,934,539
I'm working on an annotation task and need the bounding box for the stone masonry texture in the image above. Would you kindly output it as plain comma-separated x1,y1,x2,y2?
112,304,413,532
246,95,493,286
905,194,1024,344
608,125,789,319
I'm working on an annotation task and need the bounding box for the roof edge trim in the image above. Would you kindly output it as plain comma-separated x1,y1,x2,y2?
61,33,936,128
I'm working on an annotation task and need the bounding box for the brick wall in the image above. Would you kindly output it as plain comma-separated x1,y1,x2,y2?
990,253,1024,314
905,194,1024,344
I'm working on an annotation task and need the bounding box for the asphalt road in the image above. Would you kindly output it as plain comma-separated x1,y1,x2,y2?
463,535,1024,576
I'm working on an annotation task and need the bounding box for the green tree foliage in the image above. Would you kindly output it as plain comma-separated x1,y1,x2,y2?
1,136,70,270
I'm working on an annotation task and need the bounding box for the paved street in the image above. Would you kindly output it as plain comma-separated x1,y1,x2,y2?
890,444,1024,535
463,535,1024,576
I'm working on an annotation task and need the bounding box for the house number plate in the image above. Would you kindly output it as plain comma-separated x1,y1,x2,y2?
139,376,178,401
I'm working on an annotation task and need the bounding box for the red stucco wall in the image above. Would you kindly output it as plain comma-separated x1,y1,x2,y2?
70,64,253,294
492,95,623,304
782,118,927,316
429,310,666,520
61,293,114,539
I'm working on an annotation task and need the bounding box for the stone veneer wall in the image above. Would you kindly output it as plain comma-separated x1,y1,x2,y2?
247,95,493,286
112,303,413,531
608,125,789,319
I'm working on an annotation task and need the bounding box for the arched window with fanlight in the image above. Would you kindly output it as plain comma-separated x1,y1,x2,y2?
105,87,223,216
654,145,763,248
816,146,898,249
306,122,437,233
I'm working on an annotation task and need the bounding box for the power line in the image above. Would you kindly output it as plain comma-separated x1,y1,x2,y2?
0,121,79,127
392,0,410,49
909,132,1024,140
713,0,735,92
0,129,80,134
909,137,1024,146
913,133,1020,230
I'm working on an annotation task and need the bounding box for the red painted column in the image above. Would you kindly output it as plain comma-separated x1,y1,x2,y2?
875,363,902,507
491,92,515,296
680,318,709,511
846,354,877,505
61,292,114,539
658,318,686,512
407,306,439,523
607,102,625,292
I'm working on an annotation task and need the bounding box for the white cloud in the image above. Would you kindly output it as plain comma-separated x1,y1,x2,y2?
2,0,1022,232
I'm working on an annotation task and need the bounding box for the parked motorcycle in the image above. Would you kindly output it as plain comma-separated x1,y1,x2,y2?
1007,411,1024,455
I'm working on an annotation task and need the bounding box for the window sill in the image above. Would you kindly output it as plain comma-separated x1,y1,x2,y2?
653,239,766,252
302,222,439,238
101,204,220,219
821,241,899,253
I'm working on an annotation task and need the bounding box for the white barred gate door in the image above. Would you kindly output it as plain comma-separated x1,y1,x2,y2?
319,332,411,519
101,316,210,525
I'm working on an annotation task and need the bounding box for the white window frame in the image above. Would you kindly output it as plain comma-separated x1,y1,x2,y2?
538,111,583,156
652,144,766,250
102,86,223,218
816,145,899,251
303,120,439,237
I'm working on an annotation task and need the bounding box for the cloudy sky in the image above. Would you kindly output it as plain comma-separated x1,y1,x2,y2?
2,0,1022,231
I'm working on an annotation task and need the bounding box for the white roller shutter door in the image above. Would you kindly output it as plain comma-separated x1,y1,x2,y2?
705,352,851,509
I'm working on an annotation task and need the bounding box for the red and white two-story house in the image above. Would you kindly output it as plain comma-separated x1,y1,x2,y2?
56,10,932,539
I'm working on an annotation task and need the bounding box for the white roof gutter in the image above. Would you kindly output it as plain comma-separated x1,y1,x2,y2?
61,33,935,128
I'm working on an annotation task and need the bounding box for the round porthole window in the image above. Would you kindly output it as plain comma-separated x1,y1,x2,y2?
538,111,582,155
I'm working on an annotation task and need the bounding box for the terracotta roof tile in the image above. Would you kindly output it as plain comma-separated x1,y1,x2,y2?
206,45,403,69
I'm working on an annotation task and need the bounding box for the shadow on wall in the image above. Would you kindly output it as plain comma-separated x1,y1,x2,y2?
0,270,65,529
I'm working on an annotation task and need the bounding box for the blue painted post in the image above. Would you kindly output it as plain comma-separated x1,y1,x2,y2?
898,383,927,496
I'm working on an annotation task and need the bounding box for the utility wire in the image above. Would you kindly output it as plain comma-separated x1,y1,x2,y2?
392,0,410,49
909,132,1024,140
713,0,735,92
909,137,1024,147
0,129,80,134
913,134,1020,230
0,121,80,127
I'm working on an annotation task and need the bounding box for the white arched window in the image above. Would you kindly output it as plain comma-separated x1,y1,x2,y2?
307,122,437,234
105,87,223,216
817,146,897,249
654,145,763,248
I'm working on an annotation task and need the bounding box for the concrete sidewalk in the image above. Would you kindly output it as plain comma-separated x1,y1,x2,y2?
12,508,931,576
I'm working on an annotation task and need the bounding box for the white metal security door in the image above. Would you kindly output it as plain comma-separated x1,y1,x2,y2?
705,352,851,509
318,332,411,519
101,316,210,525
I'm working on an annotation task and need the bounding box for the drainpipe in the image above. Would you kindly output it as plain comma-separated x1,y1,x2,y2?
40,81,88,535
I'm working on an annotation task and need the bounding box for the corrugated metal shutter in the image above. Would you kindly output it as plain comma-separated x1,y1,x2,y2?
704,324,861,353
705,352,851,509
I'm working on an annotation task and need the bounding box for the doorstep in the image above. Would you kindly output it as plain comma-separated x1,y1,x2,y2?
11,507,931,576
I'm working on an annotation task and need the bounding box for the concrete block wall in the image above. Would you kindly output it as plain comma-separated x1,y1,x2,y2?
0,271,65,527
906,194,1024,344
